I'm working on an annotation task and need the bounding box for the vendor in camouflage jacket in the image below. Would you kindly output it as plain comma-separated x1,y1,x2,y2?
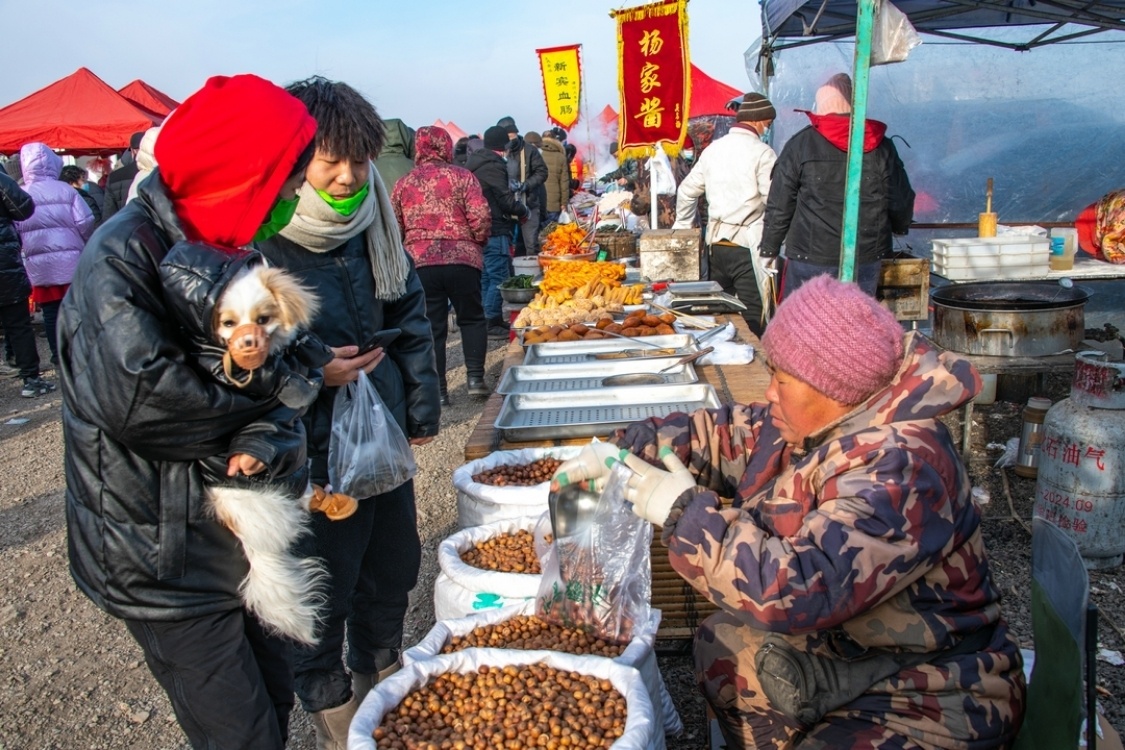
553,275,1025,749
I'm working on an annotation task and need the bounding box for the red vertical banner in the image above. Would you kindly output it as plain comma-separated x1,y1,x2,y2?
611,0,691,159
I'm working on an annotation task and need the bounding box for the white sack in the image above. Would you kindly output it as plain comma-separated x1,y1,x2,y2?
453,446,582,529
433,516,546,621
402,601,682,739
349,649,657,750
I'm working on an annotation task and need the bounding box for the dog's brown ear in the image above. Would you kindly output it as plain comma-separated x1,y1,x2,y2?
258,267,319,331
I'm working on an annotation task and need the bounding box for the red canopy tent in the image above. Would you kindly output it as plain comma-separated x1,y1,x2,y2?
0,68,161,156
432,118,469,142
687,64,743,118
118,79,180,117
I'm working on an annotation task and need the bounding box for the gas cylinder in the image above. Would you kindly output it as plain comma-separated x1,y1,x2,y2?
1033,351,1125,569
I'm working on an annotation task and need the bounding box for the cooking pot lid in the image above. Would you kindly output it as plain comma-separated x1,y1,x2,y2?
931,280,1090,310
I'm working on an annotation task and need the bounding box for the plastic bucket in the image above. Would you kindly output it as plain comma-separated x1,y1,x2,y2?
512,256,540,276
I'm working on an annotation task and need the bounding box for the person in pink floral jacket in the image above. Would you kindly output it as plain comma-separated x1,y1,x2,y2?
391,126,491,404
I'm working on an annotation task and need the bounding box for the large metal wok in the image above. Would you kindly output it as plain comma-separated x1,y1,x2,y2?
931,281,1089,357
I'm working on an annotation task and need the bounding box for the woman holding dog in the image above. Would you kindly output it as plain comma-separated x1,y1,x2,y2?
257,76,441,750
57,75,318,749
553,275,1025,749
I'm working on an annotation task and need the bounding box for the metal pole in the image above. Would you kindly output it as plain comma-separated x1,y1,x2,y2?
839,0,877,282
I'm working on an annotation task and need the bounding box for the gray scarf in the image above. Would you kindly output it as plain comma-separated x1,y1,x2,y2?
279,162,410,301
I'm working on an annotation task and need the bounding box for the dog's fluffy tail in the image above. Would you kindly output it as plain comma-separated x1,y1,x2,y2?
209,485,327,645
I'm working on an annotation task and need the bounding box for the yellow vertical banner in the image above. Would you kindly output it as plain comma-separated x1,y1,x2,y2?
536,45,583,130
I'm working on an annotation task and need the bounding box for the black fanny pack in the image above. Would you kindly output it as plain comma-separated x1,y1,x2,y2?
754,624,997,728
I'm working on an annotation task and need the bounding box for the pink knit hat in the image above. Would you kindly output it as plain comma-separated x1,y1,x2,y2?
761,275,904,405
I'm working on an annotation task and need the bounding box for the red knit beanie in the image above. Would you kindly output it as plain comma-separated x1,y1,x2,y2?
155,74,317,250
761,275,905,405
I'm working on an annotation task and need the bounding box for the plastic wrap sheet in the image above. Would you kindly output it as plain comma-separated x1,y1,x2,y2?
743,30,1125,226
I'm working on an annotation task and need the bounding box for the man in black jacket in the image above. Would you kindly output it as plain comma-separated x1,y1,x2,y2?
99,130,145,223
0,171,48,388
760,74,914,297
467,125,528,337
497,116,549,257
57,75,317,750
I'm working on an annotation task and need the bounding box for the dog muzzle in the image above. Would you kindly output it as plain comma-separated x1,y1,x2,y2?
227,323,270,371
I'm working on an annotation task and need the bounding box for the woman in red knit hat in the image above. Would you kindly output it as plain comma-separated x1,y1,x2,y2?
554,274,1025,749
57,74,317,750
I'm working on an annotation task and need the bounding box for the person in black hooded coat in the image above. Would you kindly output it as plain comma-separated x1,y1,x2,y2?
0,171,48,385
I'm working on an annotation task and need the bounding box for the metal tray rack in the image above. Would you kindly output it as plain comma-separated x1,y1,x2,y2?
496,359,698,394
494,383,720,441
522,334,697,366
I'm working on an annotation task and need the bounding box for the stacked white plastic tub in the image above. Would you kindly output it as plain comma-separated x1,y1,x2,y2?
452,446,582,529
433,516,546,620
348,650,657,749
931,236,1050,280
402,601,683,744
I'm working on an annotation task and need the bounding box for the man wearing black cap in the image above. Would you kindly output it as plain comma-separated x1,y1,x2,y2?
100,130,145,223
674,93,778,335
496,116,548,257
467,125,528,337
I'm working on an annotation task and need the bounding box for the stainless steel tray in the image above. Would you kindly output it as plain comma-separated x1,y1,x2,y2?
496,360,698,394
522,334,697,366
494,383,720,441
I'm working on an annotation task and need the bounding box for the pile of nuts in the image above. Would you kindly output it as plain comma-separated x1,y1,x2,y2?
460,530,542,574
373,664,628,749
472,457,563,487
442,615,627,658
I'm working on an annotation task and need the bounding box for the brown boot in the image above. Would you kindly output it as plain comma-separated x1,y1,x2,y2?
311,694,358,750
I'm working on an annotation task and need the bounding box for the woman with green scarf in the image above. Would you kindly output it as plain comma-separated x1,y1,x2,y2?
256,76,441,750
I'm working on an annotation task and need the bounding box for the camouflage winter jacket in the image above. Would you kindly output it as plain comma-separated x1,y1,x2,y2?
614,333,1024,710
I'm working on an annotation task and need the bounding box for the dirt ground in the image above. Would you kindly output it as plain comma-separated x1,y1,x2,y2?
0,326,1122,749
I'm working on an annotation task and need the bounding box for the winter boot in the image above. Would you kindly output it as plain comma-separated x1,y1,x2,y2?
311,694,358,750
467,376,490,398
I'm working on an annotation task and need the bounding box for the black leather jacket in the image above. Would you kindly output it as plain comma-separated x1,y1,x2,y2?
0,172,34,305
257,231,441,487
59,173,309,621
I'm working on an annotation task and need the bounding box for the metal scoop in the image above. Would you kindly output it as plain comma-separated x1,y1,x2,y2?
548,483,601,540
600,346,714,386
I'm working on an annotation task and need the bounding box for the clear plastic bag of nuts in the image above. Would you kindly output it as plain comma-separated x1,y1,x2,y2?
536,463,653,644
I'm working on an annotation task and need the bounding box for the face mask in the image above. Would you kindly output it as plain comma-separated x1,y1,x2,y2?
252,195,300,243
316,183,369,216
682,150,694,162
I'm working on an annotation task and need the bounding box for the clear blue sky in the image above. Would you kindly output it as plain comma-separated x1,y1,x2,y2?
2,1,761,136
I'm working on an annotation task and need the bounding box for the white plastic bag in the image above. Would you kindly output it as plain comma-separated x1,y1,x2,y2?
348,650,657,750
327,370,416,497
402,601,683,739
433,516,547,620
648,148,677,196
872,0,922,65
537,463,652,645
452,446,583,528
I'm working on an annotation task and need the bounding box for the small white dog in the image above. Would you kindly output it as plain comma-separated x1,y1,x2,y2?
208,263,331,646
160,244,356,646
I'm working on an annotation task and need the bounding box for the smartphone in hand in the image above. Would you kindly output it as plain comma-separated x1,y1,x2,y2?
357,328,401,355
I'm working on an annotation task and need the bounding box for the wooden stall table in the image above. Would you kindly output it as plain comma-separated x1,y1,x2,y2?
463,314,771,460
462,315,771,645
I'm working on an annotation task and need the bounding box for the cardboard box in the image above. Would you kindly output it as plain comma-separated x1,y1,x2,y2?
877,253,930,321
638,229,701,282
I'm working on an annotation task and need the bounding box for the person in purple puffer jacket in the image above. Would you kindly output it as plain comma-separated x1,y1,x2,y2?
15,142,95,368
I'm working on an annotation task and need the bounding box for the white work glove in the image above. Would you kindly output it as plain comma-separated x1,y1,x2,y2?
551,442,632,491
623,446,697,527
760,254,783,277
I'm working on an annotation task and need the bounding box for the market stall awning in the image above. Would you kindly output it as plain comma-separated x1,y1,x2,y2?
0,68,161,156
763,0,1125,50
117,79,179,117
